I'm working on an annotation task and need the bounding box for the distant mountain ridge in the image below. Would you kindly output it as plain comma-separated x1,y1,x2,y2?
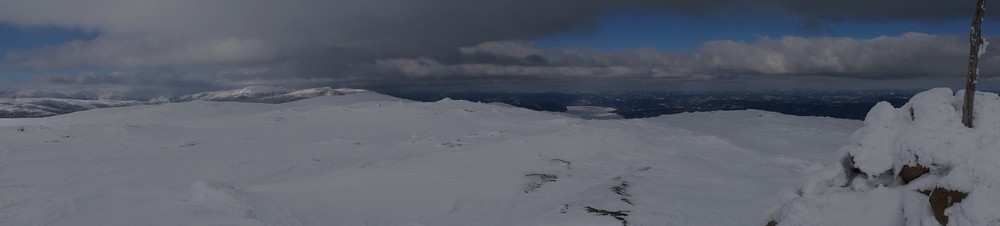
172,86,369,103
0,86,369,118
1,86,922,120
0,98,144,118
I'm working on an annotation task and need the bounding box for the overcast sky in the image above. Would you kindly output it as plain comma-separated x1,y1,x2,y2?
1,0,999,98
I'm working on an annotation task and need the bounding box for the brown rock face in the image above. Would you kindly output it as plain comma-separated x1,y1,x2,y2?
929,187,969,225
899,165,930,183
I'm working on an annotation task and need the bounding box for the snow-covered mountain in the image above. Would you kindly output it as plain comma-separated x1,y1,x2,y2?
0,90,861,225
0,86,369,118
173,86,369,103
0,98,144,118
174,85,294,102
10,89,76,99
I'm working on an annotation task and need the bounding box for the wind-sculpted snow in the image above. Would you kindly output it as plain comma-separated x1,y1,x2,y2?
0,91,860,225
771,88,1000,226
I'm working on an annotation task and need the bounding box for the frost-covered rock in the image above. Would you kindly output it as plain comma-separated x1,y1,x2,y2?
770,88,1000,226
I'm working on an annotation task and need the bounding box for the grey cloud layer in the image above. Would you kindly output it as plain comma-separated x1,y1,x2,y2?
696,33,975,77
1,0,995,71
1,0,615,69
380,33,996,79
12,32,997,98
11,33,1000,100
6,36,277,69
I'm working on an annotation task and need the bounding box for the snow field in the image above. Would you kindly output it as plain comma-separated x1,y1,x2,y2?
0,92,860,225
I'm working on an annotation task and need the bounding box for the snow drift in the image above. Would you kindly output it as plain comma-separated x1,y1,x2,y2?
770,88,1000,226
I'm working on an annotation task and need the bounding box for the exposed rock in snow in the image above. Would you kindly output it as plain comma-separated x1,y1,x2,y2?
770,88,1000,226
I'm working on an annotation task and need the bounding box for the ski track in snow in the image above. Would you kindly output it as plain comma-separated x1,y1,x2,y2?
0,92,861,226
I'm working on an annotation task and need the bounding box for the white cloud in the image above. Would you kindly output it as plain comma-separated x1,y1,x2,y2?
377,33,997,79
375,57,701,79
459,41,544,58
696,32,972,77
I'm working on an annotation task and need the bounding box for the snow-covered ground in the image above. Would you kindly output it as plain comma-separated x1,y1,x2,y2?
0,91,861,226
771,89,1000,226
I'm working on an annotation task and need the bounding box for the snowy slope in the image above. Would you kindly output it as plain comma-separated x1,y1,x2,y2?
0,91,861,226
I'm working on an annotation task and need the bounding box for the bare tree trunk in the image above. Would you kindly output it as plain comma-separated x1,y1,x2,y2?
963,0,987,128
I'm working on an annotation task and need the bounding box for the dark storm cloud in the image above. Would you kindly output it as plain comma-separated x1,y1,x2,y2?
1,0,613,69
2,0,991,70
0,0,997,96
773,0,1000,22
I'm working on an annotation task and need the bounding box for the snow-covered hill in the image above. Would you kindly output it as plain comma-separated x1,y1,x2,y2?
0,98,144,118
0,86,369,118
0,91,861,225
172,86,369,103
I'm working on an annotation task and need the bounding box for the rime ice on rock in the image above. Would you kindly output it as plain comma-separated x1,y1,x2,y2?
770,88,1000,226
